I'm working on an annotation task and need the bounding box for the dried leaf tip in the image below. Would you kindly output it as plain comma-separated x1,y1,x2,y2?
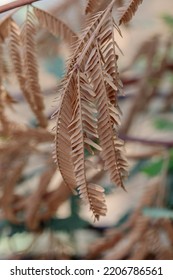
117,0,143,25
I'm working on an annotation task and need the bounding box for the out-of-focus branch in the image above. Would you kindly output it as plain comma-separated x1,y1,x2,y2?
0,0,41,14
121,134,173,148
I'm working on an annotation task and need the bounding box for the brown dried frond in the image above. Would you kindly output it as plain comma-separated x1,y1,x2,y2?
85,0,107,14
137,177,160,209
33,7,77,45
117,0,143,25
0,90,17,108
86,229,122,259
0,24,16,133
0,17,10,41
8,19,24,84
102,16,123,100
161,219,173,246
0,42,3,78
25,166,57,230
85,0,123,15
146,226,173,260
129,240,149,260
0,43,10,133
53,8,113,208
69,70,107,220
53,0,128,220
1,159,27,223
87,41,128,190
8,18,34,106
21,9,47,128
5,120,53,143
0,90,11,133
12,180,71,223
104,216,149,259
85,0,100,14
0,98,9,133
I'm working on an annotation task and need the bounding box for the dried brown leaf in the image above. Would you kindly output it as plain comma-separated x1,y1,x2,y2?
21,9,47,128
117,0,143,25
34,7,77,45
53,0,128,219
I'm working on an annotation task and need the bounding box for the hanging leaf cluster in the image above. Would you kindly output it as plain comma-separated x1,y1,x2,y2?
0,0,143,221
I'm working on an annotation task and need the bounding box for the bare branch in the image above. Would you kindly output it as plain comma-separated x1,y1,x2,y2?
120,134,173,148
0,0,41,14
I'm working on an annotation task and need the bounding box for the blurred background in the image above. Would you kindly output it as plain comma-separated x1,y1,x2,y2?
0,0,173,259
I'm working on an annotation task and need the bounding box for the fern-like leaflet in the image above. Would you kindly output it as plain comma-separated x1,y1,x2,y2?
21,9,47,128
33,7,77,45
53,0,128,219
117,0,143,25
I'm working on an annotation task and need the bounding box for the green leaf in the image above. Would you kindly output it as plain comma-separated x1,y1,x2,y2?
166,174,173,208
45,217,89,232
140,149,173,177
168,149,173,172
129,160,148,179
162,14,173,29
0,220,8,233
7,223,26,236
154,118,173,131
143,207,173,219
141,159,163,177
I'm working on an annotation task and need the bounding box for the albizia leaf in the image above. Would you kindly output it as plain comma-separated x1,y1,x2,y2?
34,7,77,45
21,10,47,128
53,0,130,220
117,0,143,25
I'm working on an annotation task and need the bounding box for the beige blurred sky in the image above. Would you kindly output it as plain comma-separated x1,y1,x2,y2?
1,0,14,3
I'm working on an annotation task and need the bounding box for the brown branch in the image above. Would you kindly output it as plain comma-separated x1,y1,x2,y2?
0,0,41,14
120,134,173,148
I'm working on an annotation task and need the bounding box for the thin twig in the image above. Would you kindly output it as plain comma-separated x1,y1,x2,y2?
120,134,173,148
0,0,41,14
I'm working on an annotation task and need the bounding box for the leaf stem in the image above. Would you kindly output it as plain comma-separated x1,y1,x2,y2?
0,0,41,14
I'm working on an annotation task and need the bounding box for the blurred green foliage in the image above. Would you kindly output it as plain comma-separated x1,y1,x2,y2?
154,118,173,131
143,207,173,219
162,14,173,30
